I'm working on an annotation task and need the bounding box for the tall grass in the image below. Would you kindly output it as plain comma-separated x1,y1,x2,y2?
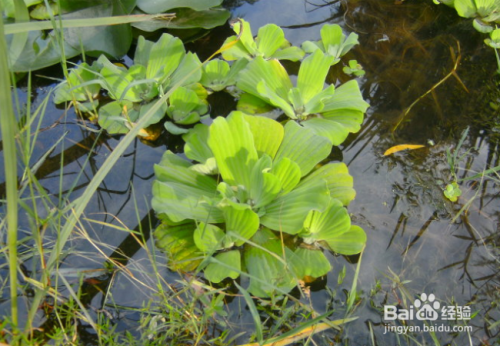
0,11,19,329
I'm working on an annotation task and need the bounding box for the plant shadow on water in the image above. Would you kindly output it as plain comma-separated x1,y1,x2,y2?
1,0,500,344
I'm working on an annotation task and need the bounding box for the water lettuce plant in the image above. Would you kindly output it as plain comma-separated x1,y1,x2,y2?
301,24,360,65
200,58,248,93
236,49,370,145
433,0,500,33
54,33,207,137
152,111,366,297
221,19,305,62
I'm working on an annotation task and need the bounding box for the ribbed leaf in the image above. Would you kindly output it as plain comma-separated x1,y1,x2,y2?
98,100,134,134
155,151,217,191
232,19,258,56
301,118,350,146
208,111,258,187
237,57,293,105
454,0,477,17
193,222,229,252
256,80,295,118
249,155,281,209
155,221,202,271
322,80,369,113
166,86,208,124
152,181,223,223
221,35,252,61
269,46,305,61
136,0,222,14
261,178,330,234
322,225,366,255
274,121,332,177
297,50,334,103
145,33,185,80
204,250,241,283
322,109,364,135
237,93,276,115
297,163,355,206
167,52,202,90
243,114,284,159
200,59,230,91
220,200,260,246
256,24,285,58
54,62,101,104
290,247,331,279
270,157,301,194
183,124,213,164
100,62,148,102
244,228,296,297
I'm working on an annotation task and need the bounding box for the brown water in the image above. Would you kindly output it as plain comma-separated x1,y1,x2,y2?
1,0,499,344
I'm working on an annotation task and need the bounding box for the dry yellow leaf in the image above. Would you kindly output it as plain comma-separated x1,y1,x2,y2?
384,144,425,156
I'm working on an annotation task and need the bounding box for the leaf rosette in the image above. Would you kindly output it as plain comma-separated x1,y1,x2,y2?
152,111,366,297
236,49,370,145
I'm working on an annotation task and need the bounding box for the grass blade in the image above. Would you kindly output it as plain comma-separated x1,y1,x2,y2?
234,281,263,344
0,11,19,329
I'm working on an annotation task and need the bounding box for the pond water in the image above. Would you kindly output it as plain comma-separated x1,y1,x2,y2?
1,0,499,344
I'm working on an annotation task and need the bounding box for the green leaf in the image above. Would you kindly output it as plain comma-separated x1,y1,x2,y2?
454,0,477,17
261,178,330,234
322,80,369,114
243,114,284,159
444,182,462,202
155,151,217,192
249,155,281,208
324,225,366,256
200,59,231,91
183,124,213,164
54,62,101,104
255,24,285,58
270,157,301,194
204,251,241,283
301,199,366,255
152,180,223,223
98,100,134,134
297,163,355,206
208,112,258,187
167,52,203,89
297,50,334,103
193,222,229,252
145,33,185,81
274,121,332,177
136,0,223,14
220,200,260,246
164,121,189,135
244,228,296,297
290,247,331,279
166,86,208,124
232,18,258,56
221,35,252,61
269,46,305,61
236,93,276,115
301,118,351,146
237,57,293,110
155,221,202,271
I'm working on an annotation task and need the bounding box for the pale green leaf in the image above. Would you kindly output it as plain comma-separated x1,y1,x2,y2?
322,80,369,114
297,50,334,103
236,93,276,115
204,251,241,283
256,80,295,118
151,180,223,223
249,155,281,209
290,247,331,279
220,201,260,246
269,46,305,61
270,157,301,194
193,222,229,252
221,36,252,61
243,114,284,159
302,199,350,242
200,59,231,91
244,228,296,297
183,124,214,164
454,0,477,17
301,118,350,146
274,121,333,177
208,112,258,187
297,163,355,206
255,24,285,58
323,225,366,255
167,52,202,90
98,100,134,134
146,33,185,81
261,178,330,234
232,19,258,56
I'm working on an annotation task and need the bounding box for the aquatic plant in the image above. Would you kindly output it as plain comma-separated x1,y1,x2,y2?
221,19,305,61
200,58,248,93
301,24,360,65
152,111,366,297
433,0,500,33
4,0,229,72
54,33,207,137
236,49,369,145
